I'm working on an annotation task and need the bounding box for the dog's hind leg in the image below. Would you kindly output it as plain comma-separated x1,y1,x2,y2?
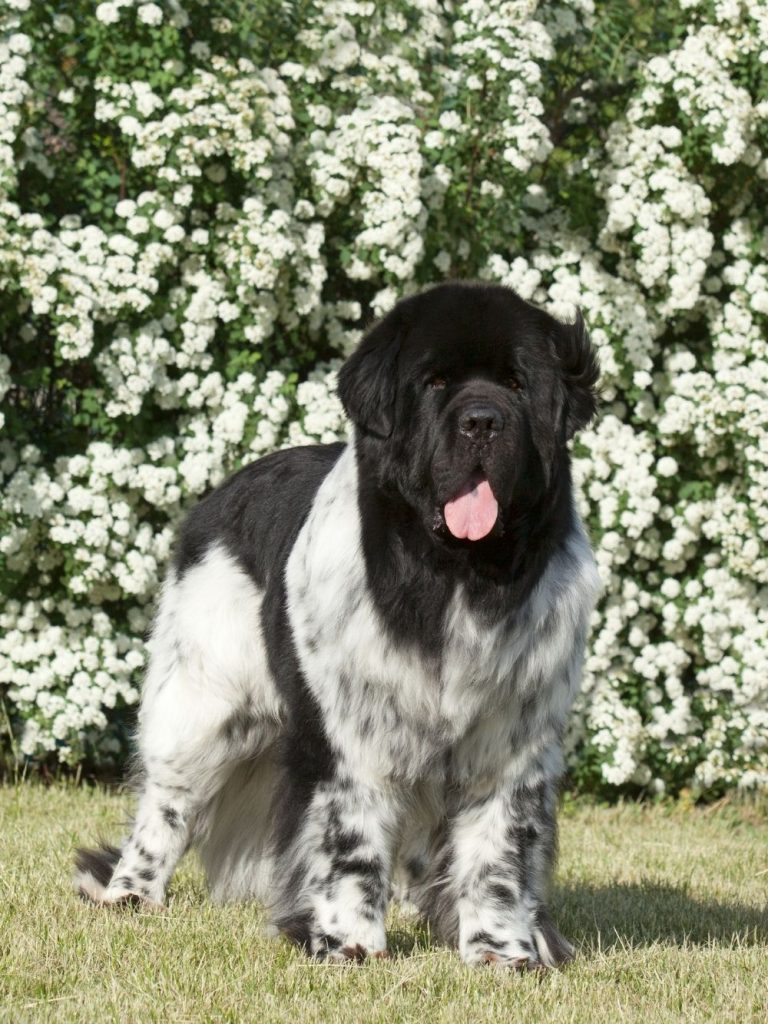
75,549,283,907
76,662,276,907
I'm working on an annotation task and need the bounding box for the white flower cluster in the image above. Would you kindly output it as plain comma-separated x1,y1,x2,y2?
95,1,184,29
0,11,30,199
310,96,426,286
287,362,350,447
642,30,756,166
597,124,714,316
1,0,766,793
1,598,142,762
484,222,662,400
445,1,554,174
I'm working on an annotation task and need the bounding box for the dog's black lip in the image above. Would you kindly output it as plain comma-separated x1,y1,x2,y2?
432,507,446,532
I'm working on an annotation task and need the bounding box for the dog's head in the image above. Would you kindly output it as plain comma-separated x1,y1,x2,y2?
337,282,598,544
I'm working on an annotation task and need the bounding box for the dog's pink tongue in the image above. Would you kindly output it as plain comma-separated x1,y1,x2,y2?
444,476,498,541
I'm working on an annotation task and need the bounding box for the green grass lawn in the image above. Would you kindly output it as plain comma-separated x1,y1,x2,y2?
0,786,766,1023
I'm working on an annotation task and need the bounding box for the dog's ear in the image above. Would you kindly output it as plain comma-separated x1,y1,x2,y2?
336,308,402,438
554,310,599,439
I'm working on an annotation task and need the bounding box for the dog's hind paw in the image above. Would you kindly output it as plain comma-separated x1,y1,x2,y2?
74,843,121,903
74,844,164,909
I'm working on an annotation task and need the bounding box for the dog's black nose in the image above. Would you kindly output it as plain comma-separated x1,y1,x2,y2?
459,404,504,441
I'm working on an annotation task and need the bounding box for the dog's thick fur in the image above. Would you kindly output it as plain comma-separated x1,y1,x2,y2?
75,282,600,968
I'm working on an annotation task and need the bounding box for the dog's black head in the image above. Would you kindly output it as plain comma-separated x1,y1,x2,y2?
337,282,598,549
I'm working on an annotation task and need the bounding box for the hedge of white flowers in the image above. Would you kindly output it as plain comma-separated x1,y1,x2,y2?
1,0,767,797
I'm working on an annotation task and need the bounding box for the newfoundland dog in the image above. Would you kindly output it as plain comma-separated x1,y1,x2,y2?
75,281,600,969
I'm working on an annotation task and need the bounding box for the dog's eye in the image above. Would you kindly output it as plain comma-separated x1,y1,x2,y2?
427,375,447,390
506,375,522,391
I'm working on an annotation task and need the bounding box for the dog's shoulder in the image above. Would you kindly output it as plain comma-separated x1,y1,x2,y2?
173,442,347,586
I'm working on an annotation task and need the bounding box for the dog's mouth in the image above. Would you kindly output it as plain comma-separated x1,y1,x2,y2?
443,470,499,541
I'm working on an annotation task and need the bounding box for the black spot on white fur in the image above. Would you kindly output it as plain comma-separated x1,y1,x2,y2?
73,282,600,966
75,843,121,899
161,806,181,829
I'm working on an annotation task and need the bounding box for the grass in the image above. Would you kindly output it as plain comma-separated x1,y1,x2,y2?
0,786,766,1023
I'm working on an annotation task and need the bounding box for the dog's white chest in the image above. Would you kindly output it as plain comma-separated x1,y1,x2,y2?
286,447,473,771
285,445,598,782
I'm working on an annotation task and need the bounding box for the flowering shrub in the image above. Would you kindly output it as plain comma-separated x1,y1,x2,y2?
1,0,767,797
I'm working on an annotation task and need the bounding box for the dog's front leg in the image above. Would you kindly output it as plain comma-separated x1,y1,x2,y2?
274,772,403,961
448,760,573,969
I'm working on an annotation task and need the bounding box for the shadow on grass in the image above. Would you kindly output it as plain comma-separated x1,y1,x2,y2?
556,881,768,951
384,882,768,958
386,921,439,958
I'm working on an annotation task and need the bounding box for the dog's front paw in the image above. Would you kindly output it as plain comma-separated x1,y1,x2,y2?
102,882,165,910
309,912,388,963
315,940,390,963
276,906,388,962
477,951,547,971
459,904,574,970
460,930,542,970
74,844,166,908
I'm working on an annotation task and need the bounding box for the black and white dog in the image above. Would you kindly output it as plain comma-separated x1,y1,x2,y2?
76,282,600,969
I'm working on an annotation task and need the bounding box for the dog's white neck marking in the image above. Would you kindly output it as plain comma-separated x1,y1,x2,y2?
286,443,600,784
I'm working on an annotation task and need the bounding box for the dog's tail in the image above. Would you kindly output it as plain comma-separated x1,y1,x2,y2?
73,843,122,903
